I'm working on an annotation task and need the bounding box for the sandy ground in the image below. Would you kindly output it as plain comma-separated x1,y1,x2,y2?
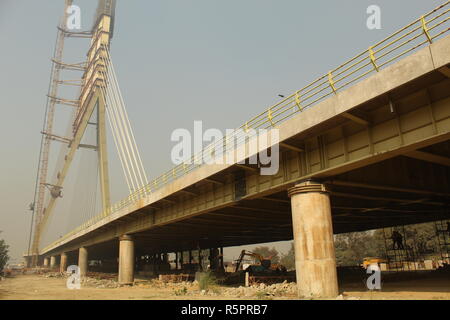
340,279,450,300
0,273,449,300
0,274,252,300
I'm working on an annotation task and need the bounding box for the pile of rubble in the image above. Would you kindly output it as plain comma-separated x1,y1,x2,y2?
133,278,298,298
135,279,197,290
20,268,52,275
82,277,119,289
42,272,65,278
40,271,119,289
221,281,297,298
158,274,195,282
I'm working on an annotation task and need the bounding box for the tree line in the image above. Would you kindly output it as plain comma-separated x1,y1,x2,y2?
0,231,10,274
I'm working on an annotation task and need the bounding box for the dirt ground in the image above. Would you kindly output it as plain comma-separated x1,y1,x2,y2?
0,274,251,300
0,272,449,300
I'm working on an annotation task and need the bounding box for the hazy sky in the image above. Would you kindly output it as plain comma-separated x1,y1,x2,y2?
0,0,444,262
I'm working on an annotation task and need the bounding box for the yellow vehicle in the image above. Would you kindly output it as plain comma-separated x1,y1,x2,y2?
362,257,387,269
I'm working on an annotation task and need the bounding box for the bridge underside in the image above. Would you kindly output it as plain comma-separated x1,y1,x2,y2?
72,146,450,261
47,86,450,260
85,149,448,259
40,36,450,264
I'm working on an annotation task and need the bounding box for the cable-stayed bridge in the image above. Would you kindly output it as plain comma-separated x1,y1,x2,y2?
26,1,450,298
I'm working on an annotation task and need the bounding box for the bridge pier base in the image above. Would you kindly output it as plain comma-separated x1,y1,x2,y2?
50,256,56,269
78,247,88,277
24,256,31,268
60,253,68,274
288,180,339,299
118,235,134,285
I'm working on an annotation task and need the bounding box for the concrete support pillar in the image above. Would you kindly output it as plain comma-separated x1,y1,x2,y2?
175,252,179,270
43,258,49,267
209,248,213,267
198,248,203,271
209,248,219,270
60,253,68,273
78,247,88,277
118,235,134,285
180,251,184,269
288,180,339,299
50,256,56,269
220,247,224,269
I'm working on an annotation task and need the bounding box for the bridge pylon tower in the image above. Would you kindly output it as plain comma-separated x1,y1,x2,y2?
29,1,117,266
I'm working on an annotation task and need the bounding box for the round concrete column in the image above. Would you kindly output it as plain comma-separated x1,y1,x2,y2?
179,251,184,268
78,247,88,277
60,253,68,274
288,180,339,299
118,235,135,285
43,258,49,267
50,256,57,269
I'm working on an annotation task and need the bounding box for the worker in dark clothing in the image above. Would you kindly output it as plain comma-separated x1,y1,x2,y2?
392,230,404,250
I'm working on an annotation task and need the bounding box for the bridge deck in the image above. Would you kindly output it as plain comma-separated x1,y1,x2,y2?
41,34,450,258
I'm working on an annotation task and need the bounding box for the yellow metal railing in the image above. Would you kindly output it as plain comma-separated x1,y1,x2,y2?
42,1,450,253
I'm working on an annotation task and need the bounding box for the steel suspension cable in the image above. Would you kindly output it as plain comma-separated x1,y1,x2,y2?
101,71,140,191
103,58,146,188
99,83,135,192
104,47,148,185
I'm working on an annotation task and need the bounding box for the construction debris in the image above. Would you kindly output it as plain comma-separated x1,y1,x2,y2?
221,281,297,298
43,272,64,278
158,274,195,283
82,277,118,289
